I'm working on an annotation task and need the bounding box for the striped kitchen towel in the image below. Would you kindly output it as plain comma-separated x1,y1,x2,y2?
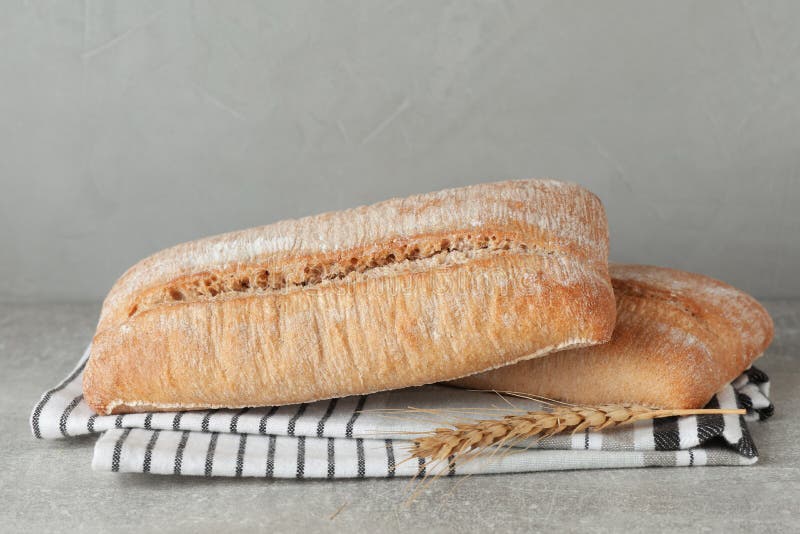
31,346,774,478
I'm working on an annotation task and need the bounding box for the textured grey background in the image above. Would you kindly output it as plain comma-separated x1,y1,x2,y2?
2,0,799,302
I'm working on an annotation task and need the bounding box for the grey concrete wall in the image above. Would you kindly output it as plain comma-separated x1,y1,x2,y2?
1,0,799,302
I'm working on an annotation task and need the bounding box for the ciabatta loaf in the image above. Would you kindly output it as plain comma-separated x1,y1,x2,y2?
83,179,615,415
451,264,773,409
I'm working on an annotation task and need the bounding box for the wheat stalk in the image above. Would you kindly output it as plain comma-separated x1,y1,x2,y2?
409,404,745,462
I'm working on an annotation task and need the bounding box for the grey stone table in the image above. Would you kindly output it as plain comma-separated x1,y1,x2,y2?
2,301,799,533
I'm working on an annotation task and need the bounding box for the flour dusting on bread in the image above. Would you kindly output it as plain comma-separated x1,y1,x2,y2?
452,264,773,409
84,179,616,415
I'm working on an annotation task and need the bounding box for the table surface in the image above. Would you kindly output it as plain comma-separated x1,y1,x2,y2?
2,301,799,533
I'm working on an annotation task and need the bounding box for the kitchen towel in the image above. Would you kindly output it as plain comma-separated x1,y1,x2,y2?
31,346,774,478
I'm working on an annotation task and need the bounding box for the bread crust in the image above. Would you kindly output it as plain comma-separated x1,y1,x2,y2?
83,179,615,414
451,264,774,409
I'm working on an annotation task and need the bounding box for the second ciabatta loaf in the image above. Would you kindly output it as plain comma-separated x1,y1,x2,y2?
451,264,774,409
84,179,615,415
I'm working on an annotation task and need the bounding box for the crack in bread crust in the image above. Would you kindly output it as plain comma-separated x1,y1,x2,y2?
124,231,548,324
611,279,702,318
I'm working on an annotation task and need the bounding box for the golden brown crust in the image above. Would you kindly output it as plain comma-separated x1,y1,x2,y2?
83,179,615,414
451,264,774,409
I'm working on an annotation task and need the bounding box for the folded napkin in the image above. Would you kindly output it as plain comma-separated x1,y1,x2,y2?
31,346,774,478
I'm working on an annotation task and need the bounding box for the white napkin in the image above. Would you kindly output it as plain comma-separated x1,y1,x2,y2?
31,346,774,478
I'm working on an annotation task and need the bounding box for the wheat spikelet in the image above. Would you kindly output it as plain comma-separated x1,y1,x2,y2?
410,404,745,462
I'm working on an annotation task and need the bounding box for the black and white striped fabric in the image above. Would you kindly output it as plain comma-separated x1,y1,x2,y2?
31,346,774,478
